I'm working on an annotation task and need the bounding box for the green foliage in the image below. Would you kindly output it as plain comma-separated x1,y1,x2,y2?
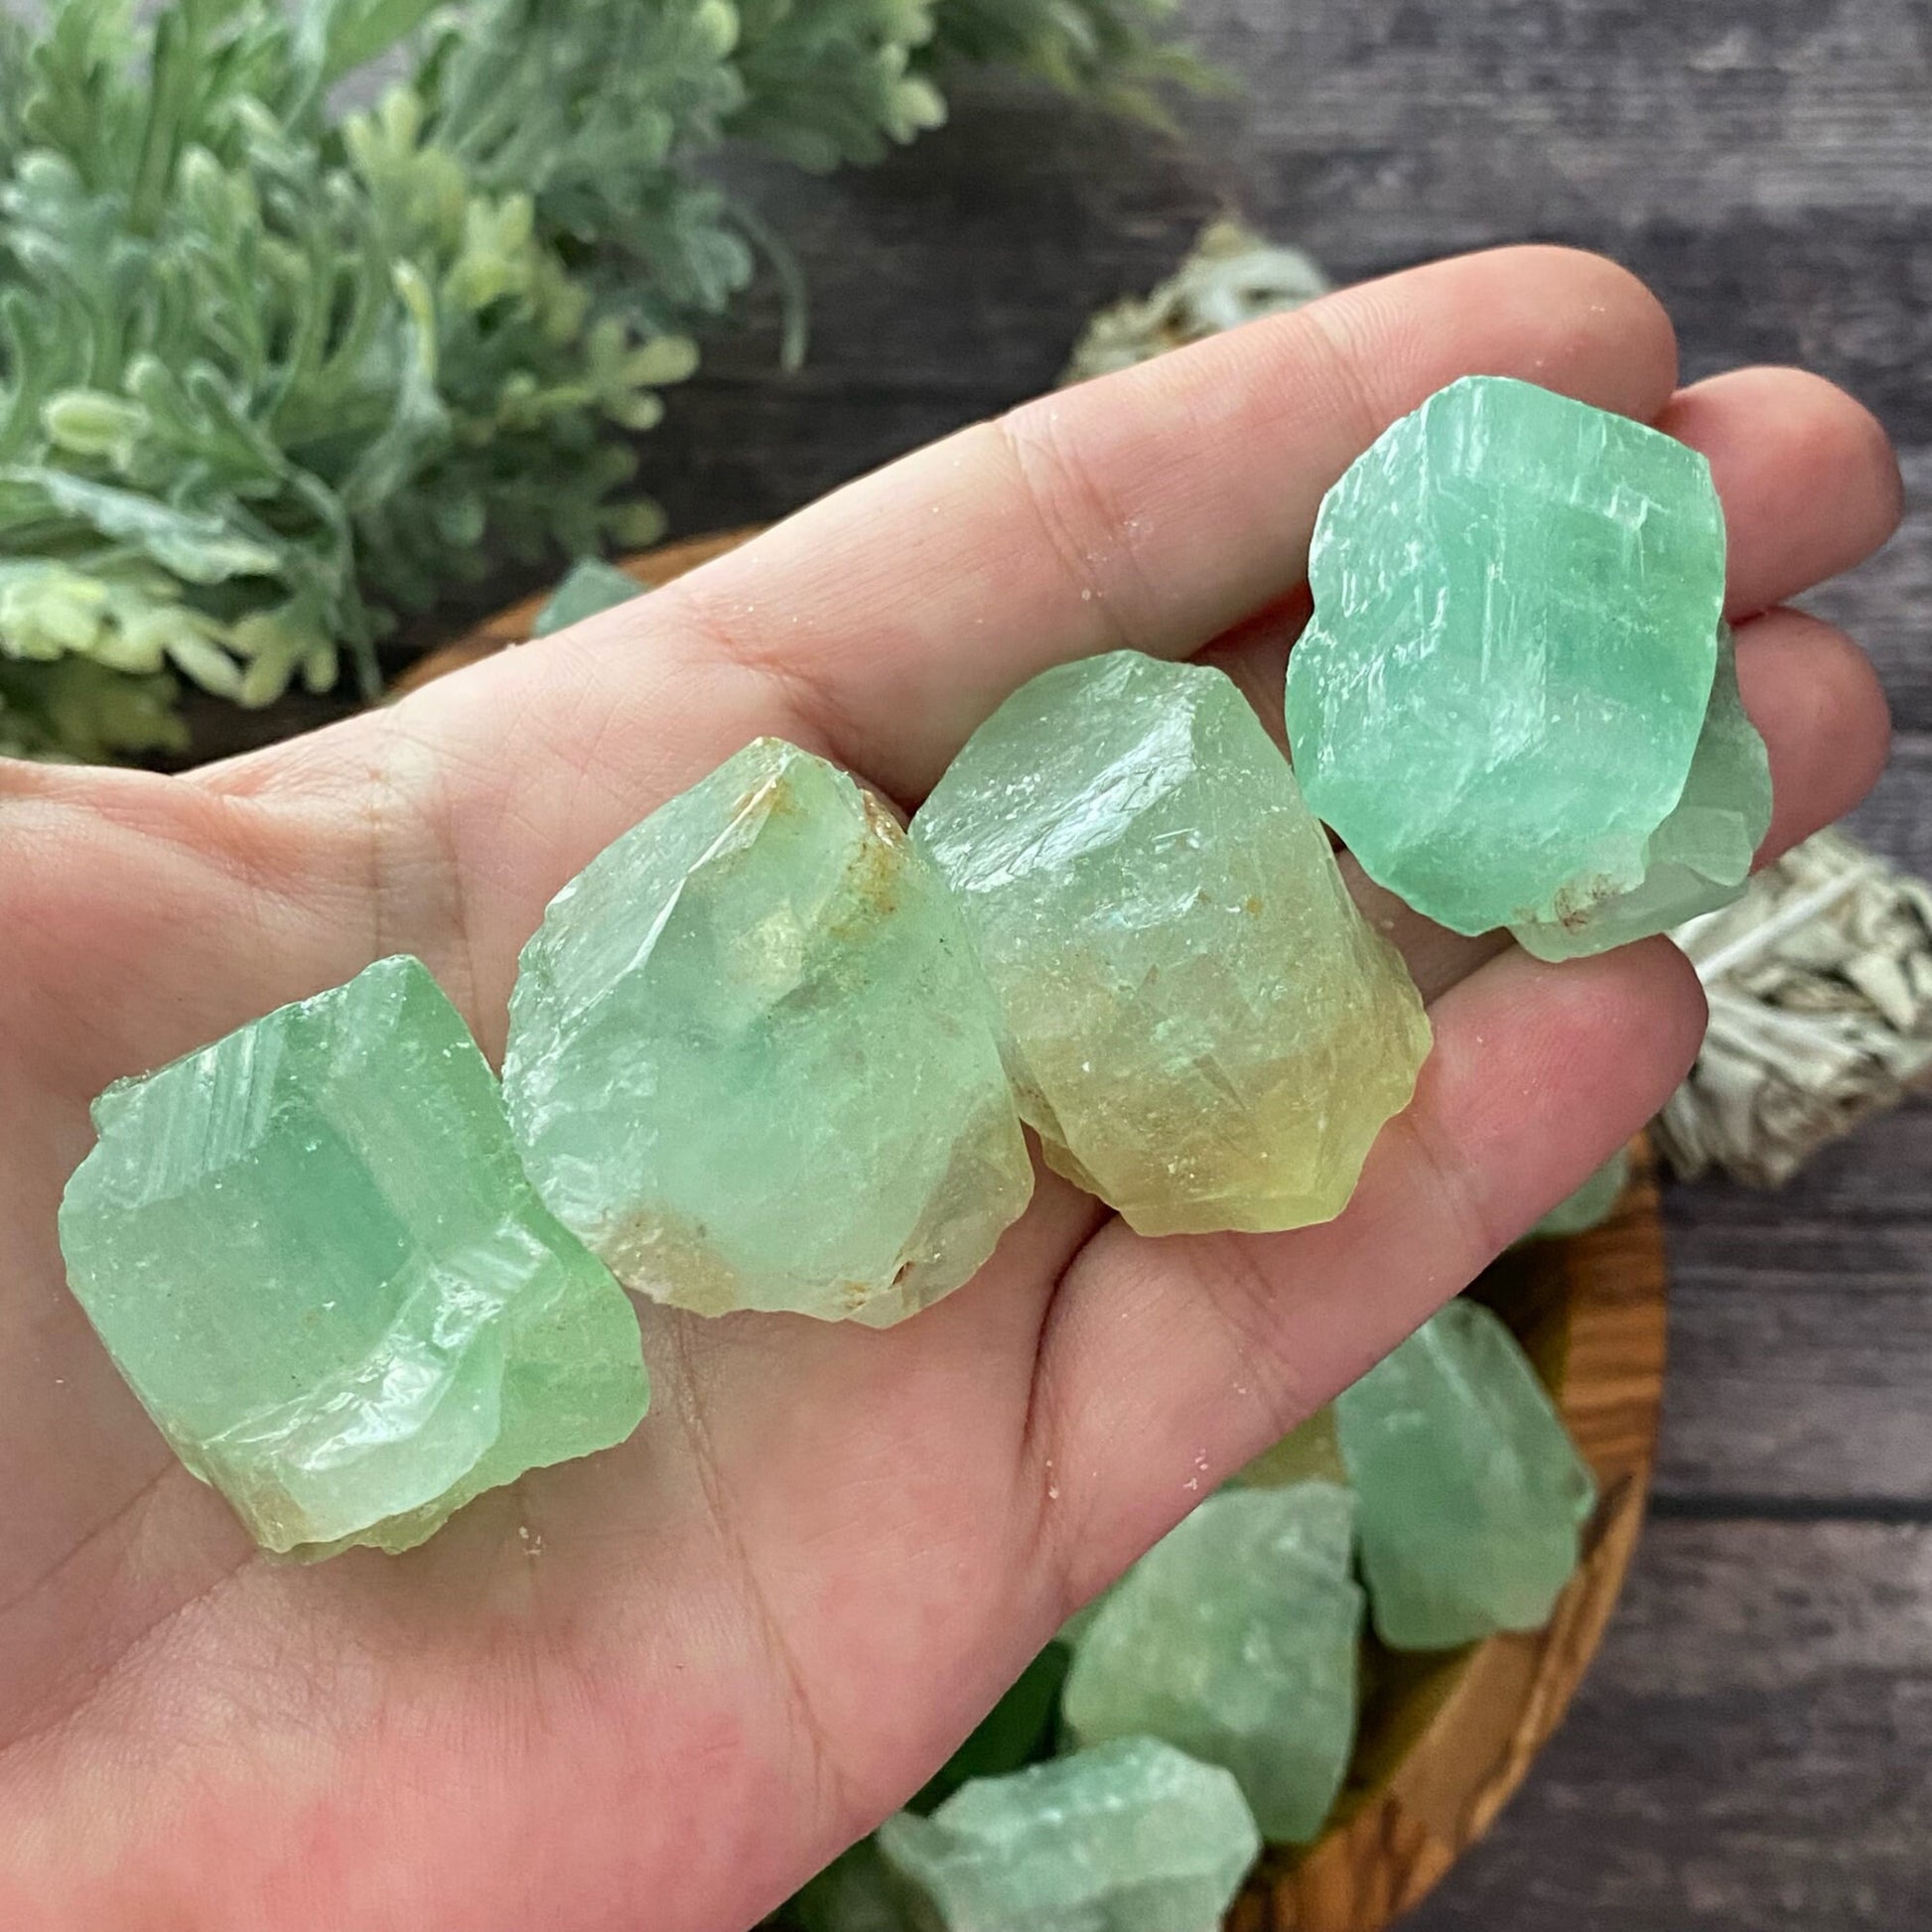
923,0,1207,118
0,0,1187,759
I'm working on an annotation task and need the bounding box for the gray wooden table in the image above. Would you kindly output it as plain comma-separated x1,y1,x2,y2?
653,5,1932,1925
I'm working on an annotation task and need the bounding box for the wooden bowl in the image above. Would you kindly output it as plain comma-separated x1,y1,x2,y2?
405,536,1670,1932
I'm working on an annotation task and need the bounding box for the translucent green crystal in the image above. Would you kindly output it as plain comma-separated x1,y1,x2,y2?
531,557,645,636
1061,1483,1361,1844
1524,1147,1632,1240
503,738,1033,1325
59,955,649,1560
911,651,1430,1236
877,1736,1261,1932
1285,375,1728,938
1511,632,1770,959
1335,1299,1595,1649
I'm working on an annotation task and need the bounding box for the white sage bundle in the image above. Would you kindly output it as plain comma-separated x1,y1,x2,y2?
1658,826,1932,1184
1060,219,1331,384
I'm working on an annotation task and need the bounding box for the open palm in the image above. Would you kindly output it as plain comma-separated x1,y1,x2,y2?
0,248,1901,1932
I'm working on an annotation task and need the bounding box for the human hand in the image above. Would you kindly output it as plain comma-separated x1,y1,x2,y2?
0,247,1900,1931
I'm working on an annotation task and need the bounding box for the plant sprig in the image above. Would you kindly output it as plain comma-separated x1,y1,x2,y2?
0,0,1191,759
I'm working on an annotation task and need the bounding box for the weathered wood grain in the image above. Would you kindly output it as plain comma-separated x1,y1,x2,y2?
1847,732,1932,878
1656,1098,1932,1508
696,1,1932,425
1650,738,1932,1511
1402,1519,1932,1931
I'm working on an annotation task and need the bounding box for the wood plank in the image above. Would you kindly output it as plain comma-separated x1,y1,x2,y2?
1403,1518,1932,1930
1658,1104,1932,1508
153,0,1932,759
1647,731,1932,1508
645,385,975,544
1846,731,1932,879
699,0,1932,429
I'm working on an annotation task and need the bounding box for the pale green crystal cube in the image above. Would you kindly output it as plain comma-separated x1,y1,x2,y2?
1335,1299,1595,1649
1286,375,1728,938
503,738,1032,1325
1511,630,1771,959
912,650,1430,1236
59,955,649,1560
1062,1483,1361,1843
877,1736,1260,1932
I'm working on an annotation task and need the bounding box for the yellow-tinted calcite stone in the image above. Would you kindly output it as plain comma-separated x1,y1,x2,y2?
912,651,1431,1235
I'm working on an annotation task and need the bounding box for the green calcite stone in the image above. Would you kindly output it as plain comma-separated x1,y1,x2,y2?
503,738,1032,1325
1510,631,1771,959
531,556,644,636
59,956,649,1560
911,651,1430,1236
1335,1299,1595,1649
877,1736,1261,1932
1525,1147,1632,1240
1061,1483,1361,1844
1285,375,1728,938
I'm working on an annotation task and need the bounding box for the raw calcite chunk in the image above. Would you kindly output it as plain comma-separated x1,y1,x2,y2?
1061,1483,1362,1843
1335,1299,1595,1649
59,955,649,1560
1285,375,1728,938
877,1736,1261,1932
1524,1147,1632,1240
911,651,1430,1235
1511,631,1771,959
532,556,644,636
503,738,1032,1325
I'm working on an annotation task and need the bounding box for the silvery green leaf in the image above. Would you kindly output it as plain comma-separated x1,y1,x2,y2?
0,469,283,583
2,0,1187,759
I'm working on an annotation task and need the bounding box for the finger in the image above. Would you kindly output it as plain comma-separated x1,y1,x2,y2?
1025,937,1707,1614
1735,606,1891,859
1655,367,1904,620
371,246,1675,819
